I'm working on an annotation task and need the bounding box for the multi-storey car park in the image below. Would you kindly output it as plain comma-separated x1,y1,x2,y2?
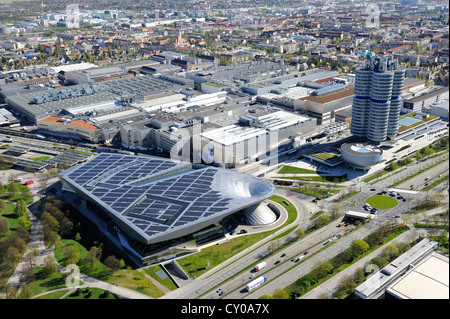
60,152,277,266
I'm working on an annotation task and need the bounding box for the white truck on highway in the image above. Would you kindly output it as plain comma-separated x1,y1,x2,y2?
294,255,305,262
246,276,267,292
253,261,267,272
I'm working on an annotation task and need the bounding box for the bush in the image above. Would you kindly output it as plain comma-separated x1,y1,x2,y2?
70,288,81,297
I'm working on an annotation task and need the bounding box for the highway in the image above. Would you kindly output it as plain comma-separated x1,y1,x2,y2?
2,128,446,300
205,150,448,299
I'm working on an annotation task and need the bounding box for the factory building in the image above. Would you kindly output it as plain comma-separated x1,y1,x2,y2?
121,102,317,168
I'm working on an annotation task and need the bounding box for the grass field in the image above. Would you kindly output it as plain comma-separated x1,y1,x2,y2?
365,195,398,209
278,165,317,174
31,156,51,162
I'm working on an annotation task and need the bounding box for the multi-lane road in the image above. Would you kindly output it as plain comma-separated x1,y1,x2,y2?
165,147,448,300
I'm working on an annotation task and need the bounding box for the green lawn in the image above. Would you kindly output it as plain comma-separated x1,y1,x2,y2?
31,156,51,162
312,152,337,160
0,203,20,231
278,165,317,174
0,183,34,204
365,195,398,209
19,270,77,299
53,239,169,298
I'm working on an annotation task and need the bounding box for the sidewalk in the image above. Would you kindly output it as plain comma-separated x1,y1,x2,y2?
0,195,152,299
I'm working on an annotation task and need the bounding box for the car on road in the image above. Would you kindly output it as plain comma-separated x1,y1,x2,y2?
370,208,377,214
370,188,376,191
249,274,255,279
217,288,224,293
281,253,286,258
274,260,281,265
304,251,309,255
394,215,401,218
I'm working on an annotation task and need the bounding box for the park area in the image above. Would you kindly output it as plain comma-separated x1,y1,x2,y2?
365,195,398,209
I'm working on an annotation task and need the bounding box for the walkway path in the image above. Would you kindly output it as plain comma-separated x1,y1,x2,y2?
0,192,152,299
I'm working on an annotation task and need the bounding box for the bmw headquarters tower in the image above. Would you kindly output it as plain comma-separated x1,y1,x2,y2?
351,55,405,143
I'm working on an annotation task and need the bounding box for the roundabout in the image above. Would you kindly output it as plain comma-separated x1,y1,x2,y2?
365,195,398,209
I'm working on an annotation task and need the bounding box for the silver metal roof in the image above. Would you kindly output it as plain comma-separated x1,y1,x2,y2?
62,153,275,244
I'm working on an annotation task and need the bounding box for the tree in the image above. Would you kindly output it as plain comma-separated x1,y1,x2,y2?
43,229,60,249
382,245,399,260
59,218,74,237
85,246,102,269
0,198,6,212
7,182,19,197
273,288,289,299
21,284,33,299
42,255,57,277
268,240,280,254
311,260,334,280
21,185,33,199
295,228,305,239
0,217,10,237
329,203,344,220
14,199,27,218
40,211,60,232
63,245,79,266
18,215,31,229
336,274,355,295
104,255,121,273
5,246,21,265
351,239,369,257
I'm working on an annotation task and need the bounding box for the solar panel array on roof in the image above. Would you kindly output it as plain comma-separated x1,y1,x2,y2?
62,153,275,244
4,145,30,155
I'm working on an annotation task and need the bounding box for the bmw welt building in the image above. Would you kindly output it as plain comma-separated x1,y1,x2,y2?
60,153,276,265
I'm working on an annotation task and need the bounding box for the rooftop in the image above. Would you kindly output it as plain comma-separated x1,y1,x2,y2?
61,153,275,244
299,87,354,104
386,252,448,299
40,116,101,131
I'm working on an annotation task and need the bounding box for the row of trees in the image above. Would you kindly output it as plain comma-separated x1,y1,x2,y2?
39,196,125,277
